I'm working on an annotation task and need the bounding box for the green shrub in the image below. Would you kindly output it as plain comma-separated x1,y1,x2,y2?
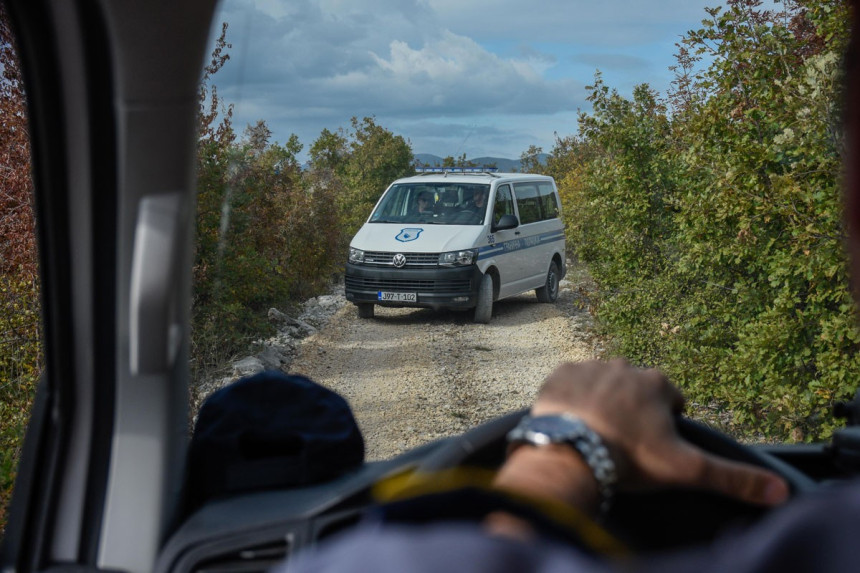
553,0,855,441
192,129,343,377
0,277,41,531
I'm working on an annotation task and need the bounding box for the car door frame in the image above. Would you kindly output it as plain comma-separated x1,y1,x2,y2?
510,180,564,289
483,182,527,298
1,1,214,572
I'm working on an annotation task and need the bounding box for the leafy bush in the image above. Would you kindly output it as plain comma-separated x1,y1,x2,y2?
309,116,414,241
193,121,344,376
191,28,345,378
0,277,41,527
191,28,415,385
554,0,855,441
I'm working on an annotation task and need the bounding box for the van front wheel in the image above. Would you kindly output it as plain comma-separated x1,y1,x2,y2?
474,273,494,324
357,303,375,318
536,261,560,303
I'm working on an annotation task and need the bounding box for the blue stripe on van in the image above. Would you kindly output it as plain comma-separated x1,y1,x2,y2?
476,230,565,261
540,230,566,243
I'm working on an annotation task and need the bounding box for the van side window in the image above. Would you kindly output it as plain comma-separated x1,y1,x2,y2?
493,184,515,225
538,182,559,219
513,183,541,224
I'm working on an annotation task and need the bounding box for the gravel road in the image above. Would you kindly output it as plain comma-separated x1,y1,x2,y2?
289,266,598,461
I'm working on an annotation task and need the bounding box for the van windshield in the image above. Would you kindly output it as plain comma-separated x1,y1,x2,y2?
369,182,490,226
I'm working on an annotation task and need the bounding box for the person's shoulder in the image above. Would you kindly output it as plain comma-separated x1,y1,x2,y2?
281,523,607,573
640,483,860,573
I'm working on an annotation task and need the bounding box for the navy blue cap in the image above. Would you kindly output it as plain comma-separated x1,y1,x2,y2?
186,371,364,509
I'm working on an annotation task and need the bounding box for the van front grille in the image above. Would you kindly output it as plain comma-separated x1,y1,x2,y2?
345,276,471,293
363,251,439,268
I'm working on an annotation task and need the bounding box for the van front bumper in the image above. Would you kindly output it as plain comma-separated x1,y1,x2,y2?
344,263,483,310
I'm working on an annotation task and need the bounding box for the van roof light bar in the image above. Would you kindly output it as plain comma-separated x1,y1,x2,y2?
414,166,500,176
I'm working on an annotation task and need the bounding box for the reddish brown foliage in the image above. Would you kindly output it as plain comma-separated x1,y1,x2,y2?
0,3,35,279
0,1,40,536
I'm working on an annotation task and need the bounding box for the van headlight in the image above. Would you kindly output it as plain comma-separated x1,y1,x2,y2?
438,249,477,267
349,248,365,264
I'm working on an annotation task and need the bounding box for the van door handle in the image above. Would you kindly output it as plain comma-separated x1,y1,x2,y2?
514,231,521,235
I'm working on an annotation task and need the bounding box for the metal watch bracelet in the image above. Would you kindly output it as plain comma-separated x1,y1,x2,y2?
507,414,618,515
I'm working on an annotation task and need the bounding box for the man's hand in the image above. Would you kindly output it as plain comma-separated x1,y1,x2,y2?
532,359,789,507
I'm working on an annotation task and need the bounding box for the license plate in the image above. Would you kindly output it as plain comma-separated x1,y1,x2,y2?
378,291,417,302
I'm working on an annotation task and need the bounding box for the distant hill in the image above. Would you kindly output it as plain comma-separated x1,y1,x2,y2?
413,153,548,173
471,157,521,172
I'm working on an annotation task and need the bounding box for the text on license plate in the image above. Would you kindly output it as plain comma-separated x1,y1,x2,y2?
378,291,417,302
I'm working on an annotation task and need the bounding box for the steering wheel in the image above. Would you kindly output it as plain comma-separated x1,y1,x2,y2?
415,409,817,552
454,210,478,219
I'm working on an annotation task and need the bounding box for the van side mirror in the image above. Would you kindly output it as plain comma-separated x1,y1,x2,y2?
493,214,519,231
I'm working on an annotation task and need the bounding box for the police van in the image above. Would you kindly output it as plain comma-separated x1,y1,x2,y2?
344,168,566,323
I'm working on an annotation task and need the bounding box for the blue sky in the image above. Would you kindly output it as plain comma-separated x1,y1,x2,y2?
209,0,738,162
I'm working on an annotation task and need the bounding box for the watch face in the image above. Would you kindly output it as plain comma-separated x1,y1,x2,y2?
508,414,617,508
527,415,584,437
510,415,588,446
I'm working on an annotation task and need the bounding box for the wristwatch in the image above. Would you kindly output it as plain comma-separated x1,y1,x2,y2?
507,414,617,514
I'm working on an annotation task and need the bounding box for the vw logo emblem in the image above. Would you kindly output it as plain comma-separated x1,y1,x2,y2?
392,253,407,268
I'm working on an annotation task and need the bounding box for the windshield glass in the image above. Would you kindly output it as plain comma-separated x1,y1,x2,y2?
369,182,490,225
183,0,856,466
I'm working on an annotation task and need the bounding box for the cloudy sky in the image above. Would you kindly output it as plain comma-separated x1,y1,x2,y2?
210,0,728,162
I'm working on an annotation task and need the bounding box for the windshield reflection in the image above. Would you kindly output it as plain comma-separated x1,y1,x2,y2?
369,183,490,226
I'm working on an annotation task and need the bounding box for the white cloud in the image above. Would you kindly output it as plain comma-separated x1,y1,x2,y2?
363,32,576,113
214,1,584,122
210,0,729,159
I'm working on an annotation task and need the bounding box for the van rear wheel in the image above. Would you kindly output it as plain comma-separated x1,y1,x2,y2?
357,303,374,318
536,261,560,303
474,273,493,324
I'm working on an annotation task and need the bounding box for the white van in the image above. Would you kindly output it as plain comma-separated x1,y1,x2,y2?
344,168,566,323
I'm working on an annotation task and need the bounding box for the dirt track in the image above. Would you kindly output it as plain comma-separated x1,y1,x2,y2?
289,266,598,460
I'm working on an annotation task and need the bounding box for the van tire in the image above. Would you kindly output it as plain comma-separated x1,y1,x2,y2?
474,273,493,324
357,303,375,318
536,261,560,303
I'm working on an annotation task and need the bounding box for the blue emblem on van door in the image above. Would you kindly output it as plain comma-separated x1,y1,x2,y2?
396,228,424,242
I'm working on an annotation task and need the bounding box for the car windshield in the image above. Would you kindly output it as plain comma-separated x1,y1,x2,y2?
369,183,489,225
188,0,858,457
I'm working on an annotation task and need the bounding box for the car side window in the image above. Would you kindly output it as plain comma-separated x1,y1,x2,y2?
513,183,541,224
493,184,514,226
0,5,42,534
538,182,559,219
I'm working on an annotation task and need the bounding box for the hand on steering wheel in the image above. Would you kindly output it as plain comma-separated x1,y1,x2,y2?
531,360,792,506
414,360,814,551
418,360,812,506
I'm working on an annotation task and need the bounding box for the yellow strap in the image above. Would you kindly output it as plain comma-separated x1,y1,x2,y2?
372,467,629,557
